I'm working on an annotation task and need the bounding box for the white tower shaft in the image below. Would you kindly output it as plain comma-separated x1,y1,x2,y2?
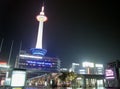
35,6,47,49
36,21,44,48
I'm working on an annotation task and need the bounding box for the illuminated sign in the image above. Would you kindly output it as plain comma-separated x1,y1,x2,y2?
12,88,22,89
105,69,115,79
11,69,26,87
26,60,52,66
0,61,9,68
0,65,10,68
0,62,7,65
82,62,94,67
95,64,103,68
19,54,42,59
79,69,86,74
30,48,47,56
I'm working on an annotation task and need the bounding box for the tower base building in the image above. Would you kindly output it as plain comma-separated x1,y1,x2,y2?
15,50,60,73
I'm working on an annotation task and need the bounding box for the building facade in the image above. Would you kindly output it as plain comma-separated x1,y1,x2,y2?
105,60,120,87
15,50,61,73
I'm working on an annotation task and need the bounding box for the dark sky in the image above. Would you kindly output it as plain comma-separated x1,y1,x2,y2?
0,0,120,68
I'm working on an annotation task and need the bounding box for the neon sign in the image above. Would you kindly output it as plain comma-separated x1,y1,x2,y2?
105,69,115,79
27,60,52,66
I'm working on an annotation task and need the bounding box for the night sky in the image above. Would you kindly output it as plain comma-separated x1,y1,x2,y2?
0,0,120,68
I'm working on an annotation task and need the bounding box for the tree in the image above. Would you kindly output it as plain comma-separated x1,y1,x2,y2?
58,72,77,86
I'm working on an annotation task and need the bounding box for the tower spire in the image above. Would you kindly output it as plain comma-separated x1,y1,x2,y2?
40,4,45,16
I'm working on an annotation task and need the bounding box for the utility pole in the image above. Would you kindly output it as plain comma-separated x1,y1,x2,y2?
8,40,14,65
5,40,14,85
14,41,22,68
0,38,4,53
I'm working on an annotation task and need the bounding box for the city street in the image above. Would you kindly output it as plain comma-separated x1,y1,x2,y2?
0,86,119,89
25,87,119,89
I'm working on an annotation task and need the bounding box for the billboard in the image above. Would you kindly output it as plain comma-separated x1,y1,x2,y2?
105,68,115,79
11,69,26,87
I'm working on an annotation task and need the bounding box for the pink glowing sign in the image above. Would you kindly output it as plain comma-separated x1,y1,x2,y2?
105,69,115,79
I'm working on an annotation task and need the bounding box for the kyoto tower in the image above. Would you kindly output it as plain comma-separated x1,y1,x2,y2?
31,4,47,56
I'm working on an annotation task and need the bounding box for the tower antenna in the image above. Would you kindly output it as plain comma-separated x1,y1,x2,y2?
0,38,4,53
